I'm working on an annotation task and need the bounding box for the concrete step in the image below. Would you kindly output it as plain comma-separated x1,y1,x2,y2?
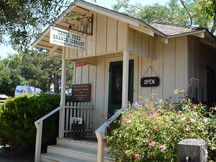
57,138,98,151
41,138,114,162
47,145,98,161
41,153,90,162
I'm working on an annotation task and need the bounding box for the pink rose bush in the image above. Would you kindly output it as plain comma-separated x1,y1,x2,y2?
106,92,215,161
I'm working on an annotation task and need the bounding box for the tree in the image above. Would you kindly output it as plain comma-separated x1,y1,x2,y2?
0,51,73,96
194,0,216,33
0,0,71,50
112,0,216,35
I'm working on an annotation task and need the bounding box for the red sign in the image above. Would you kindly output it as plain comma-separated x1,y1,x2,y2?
75,61,87,67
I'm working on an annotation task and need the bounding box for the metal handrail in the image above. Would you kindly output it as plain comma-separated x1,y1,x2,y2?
95,107,125,162
34,106,62,162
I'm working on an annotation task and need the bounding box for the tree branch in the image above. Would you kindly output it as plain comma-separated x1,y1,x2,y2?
180,0,193,26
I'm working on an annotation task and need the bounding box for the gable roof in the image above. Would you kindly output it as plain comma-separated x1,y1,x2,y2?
151,23,206,37
32,0,215,50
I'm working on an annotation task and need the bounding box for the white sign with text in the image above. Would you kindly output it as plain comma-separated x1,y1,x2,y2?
50,26,86,50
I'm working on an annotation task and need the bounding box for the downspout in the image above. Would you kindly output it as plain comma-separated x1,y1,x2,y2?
59,47,66,138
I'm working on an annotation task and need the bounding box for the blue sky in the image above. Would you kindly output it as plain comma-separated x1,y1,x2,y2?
0,0,168,59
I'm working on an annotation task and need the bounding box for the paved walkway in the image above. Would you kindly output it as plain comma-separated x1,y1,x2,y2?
0,146,33,162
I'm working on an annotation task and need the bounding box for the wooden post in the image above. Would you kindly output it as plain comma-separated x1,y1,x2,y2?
59,47,66,138
122,50,129,108
97,139,105,162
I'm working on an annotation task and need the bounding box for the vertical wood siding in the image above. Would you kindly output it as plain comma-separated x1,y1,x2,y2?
188,36,216,102
136,37,188,102
64,13,128,60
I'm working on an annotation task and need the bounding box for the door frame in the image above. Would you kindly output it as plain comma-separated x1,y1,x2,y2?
108,60,134,116
104,54,138,117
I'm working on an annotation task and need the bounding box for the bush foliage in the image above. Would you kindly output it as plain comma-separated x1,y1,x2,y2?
0,94,62,154
106,91,216,161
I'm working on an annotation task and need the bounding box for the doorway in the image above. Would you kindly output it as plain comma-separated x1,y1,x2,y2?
108,60,134,116
207,66,216,107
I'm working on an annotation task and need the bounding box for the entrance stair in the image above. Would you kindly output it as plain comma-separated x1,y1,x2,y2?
40,137,114,162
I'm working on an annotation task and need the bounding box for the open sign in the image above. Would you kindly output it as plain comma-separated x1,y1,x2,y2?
141,77,160,87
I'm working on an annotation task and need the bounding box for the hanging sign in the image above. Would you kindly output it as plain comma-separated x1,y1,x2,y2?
50,26,86,50
141,77,160,87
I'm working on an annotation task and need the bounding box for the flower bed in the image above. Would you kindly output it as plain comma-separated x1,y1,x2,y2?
106,91,216,161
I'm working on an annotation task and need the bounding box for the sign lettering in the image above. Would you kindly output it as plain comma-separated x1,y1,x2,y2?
72,84,91,102
141,77,160,87
50,26,86,50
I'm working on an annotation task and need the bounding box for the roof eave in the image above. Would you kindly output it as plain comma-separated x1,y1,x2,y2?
167,29,206,39
76,0,140,26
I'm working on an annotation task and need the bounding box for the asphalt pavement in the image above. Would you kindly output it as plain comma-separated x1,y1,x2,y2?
0,146,33,162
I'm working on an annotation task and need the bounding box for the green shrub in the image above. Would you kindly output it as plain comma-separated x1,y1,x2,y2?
0,94,63,154
106,91,216,161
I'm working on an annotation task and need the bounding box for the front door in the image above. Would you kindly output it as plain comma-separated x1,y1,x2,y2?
207,66,216,107
108,60,134,116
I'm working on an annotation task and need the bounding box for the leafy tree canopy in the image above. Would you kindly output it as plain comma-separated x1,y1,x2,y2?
113,0,216,35
0,50,73,96
0,0,71,50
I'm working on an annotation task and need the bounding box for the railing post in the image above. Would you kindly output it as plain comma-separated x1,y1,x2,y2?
34,121,43,162
96,130,106,162
95,108,124,162
97,138,105,162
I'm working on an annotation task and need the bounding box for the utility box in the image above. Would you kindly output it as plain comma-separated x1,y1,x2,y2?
177,139,208,162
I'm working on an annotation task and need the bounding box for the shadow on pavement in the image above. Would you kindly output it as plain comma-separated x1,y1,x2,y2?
0,145,34,162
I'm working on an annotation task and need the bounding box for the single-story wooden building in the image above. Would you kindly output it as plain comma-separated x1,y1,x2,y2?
33,0,216,161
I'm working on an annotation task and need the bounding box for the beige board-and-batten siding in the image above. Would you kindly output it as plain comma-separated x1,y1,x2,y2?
64,13,125,59
137,36,188,101
64,39,189,130
188,36,216,102
64,12,155,60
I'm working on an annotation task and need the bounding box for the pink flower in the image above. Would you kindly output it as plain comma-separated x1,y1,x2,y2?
133,102,139,108
146,132,150,137
190,77,199,82
177,110,182,115
125,150,129,155
135,154,141,159
150,110,155,116
153,127,159,132
192,104,197,108
159,145,166,151
189,118,196,123
148,141,155,147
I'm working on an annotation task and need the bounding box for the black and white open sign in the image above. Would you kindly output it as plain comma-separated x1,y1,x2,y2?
141,77,160,87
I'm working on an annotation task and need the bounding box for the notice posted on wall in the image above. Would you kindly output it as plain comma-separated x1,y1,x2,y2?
72,84,91,102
